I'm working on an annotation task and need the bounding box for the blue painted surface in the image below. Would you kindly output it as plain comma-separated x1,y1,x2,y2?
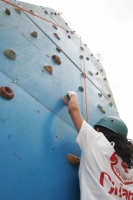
0,1,119,199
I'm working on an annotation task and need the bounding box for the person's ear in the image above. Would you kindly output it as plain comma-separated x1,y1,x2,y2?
96,128,100,132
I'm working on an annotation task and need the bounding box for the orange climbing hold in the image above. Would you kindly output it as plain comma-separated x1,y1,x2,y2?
4,49,16,60
67,154,80,165
52,55,61,64
44,66,53,75
56,46,62,52
81,72,86,78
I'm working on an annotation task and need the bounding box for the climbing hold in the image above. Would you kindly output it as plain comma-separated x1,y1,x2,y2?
81,72,86,78
67,154,80,166
109,102,113,107
79,86,84,92
80,55,84,59
66,30,69,33
65,23,68,25
29,10,34,13
54,33,60,40
44,66,53,75
51,12,53,15
62,94,70,106
70,31,73,34
54,12,57,15
98,104,106,113
91,54,93,56
5,8,11,15
0,86,14,100
89,71,93,76
52,24,58,30
97,60,99,62
4,49,16,60
31,31,38,38
14,8,21,14
103,78,107,81
44,10,48,14
56,46,62,52
52,55,61,64
68,35,71,39
96,72,99,75
98,93,102,97
107,94,111,98
80,47,84,51
86,57,89,60
84,44,87,47
100,69,103,72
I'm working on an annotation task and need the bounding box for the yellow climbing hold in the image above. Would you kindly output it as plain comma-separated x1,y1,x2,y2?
31,31,38,38
4,49,16,60
44,66,53,75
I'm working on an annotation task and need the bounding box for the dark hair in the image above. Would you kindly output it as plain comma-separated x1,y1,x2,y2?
94,125,133,169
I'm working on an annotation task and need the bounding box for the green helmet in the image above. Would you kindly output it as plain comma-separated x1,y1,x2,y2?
95,116,128,137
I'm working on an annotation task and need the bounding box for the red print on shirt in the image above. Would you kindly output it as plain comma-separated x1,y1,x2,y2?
110,152,133,185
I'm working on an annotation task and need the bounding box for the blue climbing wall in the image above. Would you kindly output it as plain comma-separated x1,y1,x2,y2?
0,0,119,200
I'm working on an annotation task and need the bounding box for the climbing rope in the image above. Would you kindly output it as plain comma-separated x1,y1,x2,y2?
2,0,71,32
80,38,89,123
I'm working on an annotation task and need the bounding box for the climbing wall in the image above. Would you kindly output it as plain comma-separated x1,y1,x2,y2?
0,0,119,200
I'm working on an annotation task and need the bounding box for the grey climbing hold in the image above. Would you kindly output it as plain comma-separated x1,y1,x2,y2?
97,60,99,62
14,8,21,14
96,72,99,75
80,47,84,51
100,69,103,72
80,55,84,59
44,66,53,75
52,55,61,64
86,57,89,60
104,78,107,81
54,33,60,40
4,49,16,60
66,30,69,33
51,12,53,15
62,94,70,106
84,44,87,46
5,8,11,15
56,46,62,52
52,24,58,30
65,23,68,25
68,35,71,39
89,71,93,76
91,54,93,56
98,104,106,113
79,86,84,92
98,93,102,97
44,10,48,14
31,31,38,38
81,72,86,78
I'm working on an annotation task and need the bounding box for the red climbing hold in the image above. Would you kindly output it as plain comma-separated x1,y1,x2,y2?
107,94,111,98
0,86,14,100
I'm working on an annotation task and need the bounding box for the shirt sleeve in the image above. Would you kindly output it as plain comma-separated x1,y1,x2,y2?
76,120,99,153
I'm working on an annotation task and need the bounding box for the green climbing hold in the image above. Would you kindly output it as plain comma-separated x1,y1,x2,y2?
80,55,83,59
86,57,89,60
51,12,53,15
4,49,16,60
109,102,113,107
79,86,84,92
98,93,102,97
44,11,48,14
14,8,21,14
89,71,93,76
31,31,38,38
29,10,34,13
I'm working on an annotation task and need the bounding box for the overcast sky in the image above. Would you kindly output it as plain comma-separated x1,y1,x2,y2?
20,0,133,138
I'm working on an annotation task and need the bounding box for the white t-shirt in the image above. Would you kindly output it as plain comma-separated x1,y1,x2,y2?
76,120,133,200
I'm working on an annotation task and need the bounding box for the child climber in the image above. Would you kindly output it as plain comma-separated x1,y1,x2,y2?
67,91,133,200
